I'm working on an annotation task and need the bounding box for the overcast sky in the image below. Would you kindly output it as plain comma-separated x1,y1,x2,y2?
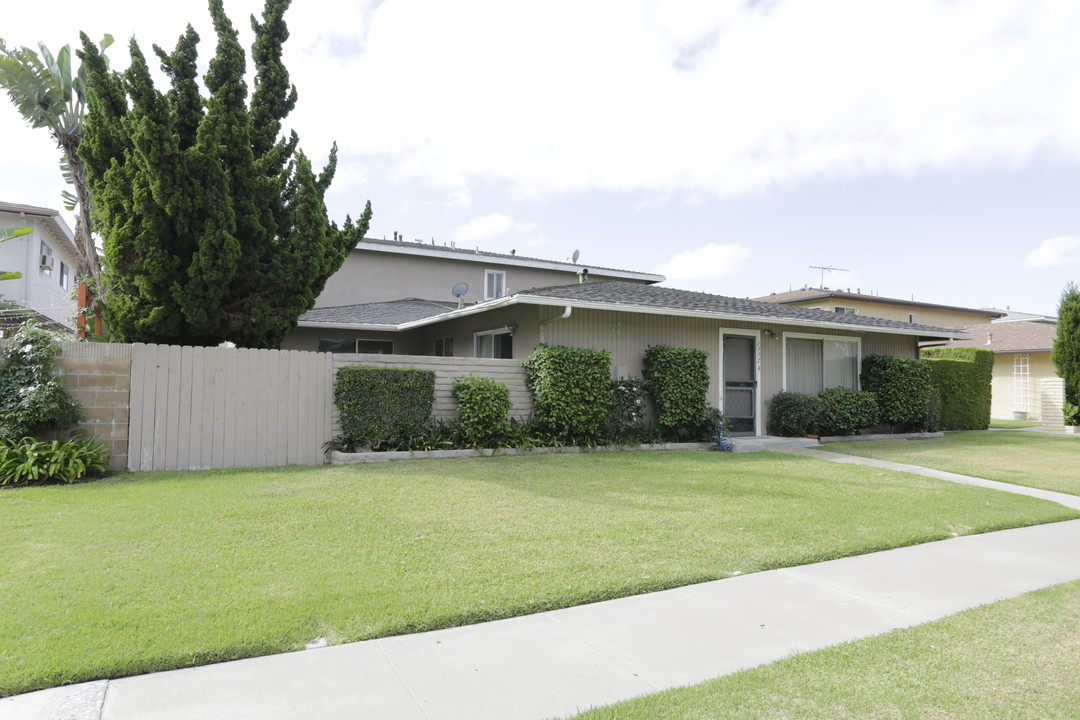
3,0,1079,315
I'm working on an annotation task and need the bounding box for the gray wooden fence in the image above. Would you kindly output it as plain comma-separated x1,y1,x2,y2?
128,343,333,471
123,345,531,472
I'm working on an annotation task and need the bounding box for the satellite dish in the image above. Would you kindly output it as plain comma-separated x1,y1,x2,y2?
451,281,469,308
572,249,580,264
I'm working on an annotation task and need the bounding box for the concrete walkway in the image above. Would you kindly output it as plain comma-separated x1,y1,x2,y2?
4,455,1080,720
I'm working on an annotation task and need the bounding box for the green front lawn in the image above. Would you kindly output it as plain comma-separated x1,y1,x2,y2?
820,430,1080,496
989,419,1040,429
567,579,1080,720
2,451,1076,696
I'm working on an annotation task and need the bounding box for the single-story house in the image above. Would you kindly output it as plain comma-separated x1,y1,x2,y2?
283,279,969,435
929,321,1058,421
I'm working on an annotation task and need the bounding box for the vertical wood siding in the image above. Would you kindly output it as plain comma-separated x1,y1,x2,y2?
127,343,333,471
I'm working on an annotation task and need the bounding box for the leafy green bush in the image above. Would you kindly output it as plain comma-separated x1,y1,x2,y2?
643,345,711,440
0,433,109,485
921,348,994,430
0,321,82,440
818,388,880,436
860,355,932,430
452,375,513,447
333,365,436,450
767,391,823,437
607,378,648,439
523,345,612,440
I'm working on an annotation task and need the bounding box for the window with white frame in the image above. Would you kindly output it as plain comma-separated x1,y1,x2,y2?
474,327,513,359
1012,354,1031,413
59,261,70,290
783,333,860,395
908,313,917,323
39,240,53,276
833,305,859,315
484,270,506,300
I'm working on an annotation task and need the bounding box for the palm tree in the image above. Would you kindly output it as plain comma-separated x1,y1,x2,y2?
0,36,112,285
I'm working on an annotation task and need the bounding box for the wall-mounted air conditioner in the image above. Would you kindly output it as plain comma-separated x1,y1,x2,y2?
39,254,54,270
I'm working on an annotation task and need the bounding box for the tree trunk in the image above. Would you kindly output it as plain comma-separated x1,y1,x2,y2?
59,140,101,286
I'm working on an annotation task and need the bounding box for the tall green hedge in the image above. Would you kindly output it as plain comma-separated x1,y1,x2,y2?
643,345,712,438
333,365,436,449
523,345,612,439
860,355,932,430
920,348,994,430
1052,282,1080,406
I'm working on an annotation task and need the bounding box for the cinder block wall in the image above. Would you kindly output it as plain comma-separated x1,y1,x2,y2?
1040,377,1065,431
56,343,132,471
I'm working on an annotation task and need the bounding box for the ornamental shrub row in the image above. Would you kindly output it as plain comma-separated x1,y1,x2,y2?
451,375,512,447
767,388,880,437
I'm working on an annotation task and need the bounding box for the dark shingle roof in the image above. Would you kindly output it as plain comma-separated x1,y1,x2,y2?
299,299,457,326
520,282,964,336
943,321,1057,353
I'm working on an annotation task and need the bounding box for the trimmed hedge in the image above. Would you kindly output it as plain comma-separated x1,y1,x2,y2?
644,345,712,439
920,347,994,430
818,387,880,436
767,391,822,437
860,355,932,430
334,365,436,450
523,345,612,439
452,375,512,447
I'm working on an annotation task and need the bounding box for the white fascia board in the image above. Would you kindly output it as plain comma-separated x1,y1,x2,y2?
403,294,971,340
295,322,403,332
354,242,665,283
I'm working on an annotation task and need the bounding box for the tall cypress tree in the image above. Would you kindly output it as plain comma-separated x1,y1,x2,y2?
1052,282,1080,407
78,0,370,348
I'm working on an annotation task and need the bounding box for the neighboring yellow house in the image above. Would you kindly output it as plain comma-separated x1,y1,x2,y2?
931,321,1058,421
754,288,1004,329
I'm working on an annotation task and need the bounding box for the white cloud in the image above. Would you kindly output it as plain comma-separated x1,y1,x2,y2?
656,242,752,280
1025,235,1080,267
454,213,536,242
325,0,1080,198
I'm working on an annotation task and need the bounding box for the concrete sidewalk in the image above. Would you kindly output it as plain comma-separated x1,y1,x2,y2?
4,459,1080,720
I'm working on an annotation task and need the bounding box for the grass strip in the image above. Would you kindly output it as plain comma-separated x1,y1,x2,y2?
820,430,1080,496
567,579,1080,719
2,451,1076,696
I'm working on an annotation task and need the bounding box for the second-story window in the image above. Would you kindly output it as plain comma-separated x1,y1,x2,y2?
485,270,506,300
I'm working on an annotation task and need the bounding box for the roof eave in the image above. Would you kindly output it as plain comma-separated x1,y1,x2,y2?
399,293,968,340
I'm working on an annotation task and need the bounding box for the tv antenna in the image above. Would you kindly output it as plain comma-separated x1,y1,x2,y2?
809,265,849,288
451,282,469,309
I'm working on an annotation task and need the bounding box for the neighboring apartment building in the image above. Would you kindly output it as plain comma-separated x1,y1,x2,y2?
283,237,665,353
753,287,1004,329
0,201,78,335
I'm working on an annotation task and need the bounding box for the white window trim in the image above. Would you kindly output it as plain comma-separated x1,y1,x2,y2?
484,269,507,300
474,326,513,357
719,328,762,436
833,305,859,315
781,331,862,392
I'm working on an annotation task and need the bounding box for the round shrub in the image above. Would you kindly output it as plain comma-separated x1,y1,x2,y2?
452,375,512,447
818,388,880,436
0,321,82,440
767,391,823,437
